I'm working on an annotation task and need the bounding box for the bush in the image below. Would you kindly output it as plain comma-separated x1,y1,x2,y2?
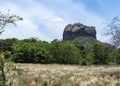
92,44,109,64
108,48,120,64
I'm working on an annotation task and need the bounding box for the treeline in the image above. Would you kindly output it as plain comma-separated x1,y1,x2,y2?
0,38,120,65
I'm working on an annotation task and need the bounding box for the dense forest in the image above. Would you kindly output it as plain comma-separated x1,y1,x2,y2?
0,37,119,65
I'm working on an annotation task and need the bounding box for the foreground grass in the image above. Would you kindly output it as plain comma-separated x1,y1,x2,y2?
7,64,120,86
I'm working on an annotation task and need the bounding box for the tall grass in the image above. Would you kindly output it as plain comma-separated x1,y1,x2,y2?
6,64,120,86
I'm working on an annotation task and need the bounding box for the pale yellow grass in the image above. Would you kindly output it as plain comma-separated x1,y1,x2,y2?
9,64,120,86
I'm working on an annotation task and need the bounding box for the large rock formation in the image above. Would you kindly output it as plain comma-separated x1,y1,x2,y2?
63,23,96,41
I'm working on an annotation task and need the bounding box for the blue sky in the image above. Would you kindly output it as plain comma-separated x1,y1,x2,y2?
0,0,120,42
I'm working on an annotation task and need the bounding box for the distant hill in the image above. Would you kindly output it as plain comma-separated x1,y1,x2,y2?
63,23,113,49
73,36,101,48
72,36,112,49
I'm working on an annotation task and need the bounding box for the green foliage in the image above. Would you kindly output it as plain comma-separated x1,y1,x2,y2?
0,53,6,86
0,53,4,62
85,51,94,65
0,37,118,65
50,40,81,64
43,80,48,86
12,40,51,63
11,39,81,64
108,48,120,64
0,52,14,86
92,44,110,64
73,36,102,49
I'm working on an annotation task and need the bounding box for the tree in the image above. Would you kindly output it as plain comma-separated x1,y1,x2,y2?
107,15,120,47
108,48,120,64
0,10,23,33
92,44,108,64
0,10,22,85
50,40,81,64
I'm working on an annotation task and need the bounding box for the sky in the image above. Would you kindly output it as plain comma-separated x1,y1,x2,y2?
0,0,120,42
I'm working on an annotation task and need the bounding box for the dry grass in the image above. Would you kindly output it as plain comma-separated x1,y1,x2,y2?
8,64,120,86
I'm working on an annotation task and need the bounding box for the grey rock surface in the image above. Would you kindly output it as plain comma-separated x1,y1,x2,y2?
63,23,96,41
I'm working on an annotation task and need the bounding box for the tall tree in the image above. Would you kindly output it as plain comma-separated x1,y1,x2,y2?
0,10,23,33
0,10,22,85
107,15,120,47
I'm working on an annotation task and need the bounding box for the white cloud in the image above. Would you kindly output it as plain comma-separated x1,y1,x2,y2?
0,19,50,41
49,17,64,23
19,1,67,39
0,1,51,41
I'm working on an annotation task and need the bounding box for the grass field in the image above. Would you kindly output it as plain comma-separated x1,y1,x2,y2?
8,64,120,86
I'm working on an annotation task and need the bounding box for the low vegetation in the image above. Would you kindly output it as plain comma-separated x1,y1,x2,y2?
5,64,120,86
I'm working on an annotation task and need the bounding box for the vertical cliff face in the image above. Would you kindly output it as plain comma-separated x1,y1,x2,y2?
63,23,96,41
